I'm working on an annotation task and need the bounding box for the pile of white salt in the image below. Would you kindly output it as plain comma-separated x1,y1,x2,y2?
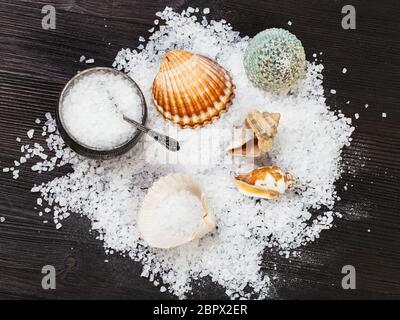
1,7,356,299
61,71,143,150
141,189,206,247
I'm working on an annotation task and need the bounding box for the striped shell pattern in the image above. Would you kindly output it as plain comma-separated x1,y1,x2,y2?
152,50,235,129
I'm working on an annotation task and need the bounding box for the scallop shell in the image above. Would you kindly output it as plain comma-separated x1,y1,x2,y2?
233,166,294,199
152,50,235,128
138,173,216,249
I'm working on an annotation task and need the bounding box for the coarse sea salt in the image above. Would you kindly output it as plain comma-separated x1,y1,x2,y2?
27,129,34,139
61,72,143,150
2,8,355,299
144,190,205,242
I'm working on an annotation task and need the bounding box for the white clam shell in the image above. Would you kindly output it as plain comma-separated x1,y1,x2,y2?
138,173,216,249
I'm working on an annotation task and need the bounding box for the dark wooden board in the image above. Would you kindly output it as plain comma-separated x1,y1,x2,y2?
0,0,399,299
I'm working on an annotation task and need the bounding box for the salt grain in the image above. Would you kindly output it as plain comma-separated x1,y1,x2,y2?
342,68,347,74
382,112,387,118
27,129,35,139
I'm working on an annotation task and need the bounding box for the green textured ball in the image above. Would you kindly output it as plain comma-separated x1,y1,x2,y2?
244,28,306,92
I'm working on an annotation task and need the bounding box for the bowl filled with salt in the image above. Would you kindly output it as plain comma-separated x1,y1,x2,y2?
57,67,147,159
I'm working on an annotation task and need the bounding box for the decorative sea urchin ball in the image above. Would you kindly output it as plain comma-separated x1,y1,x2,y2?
244,28,306,92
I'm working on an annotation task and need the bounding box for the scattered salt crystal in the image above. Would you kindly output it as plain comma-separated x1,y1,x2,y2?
13,170,19,179
85,58,95,64
80,55,86,63
37,198,43,206
27,129,35,139
382,112,387,118
139,36,145,42
330,89,336,94
154,19,159,25
354,113,359,119
287,21,292,26
2,168,10,173
16,137,21,143
203,8,210,14
0,217,5,223
342,68,347,74
35,118,41,124
56,223,62,229
364,104,369,109
149,27,155,33
313,53,317,58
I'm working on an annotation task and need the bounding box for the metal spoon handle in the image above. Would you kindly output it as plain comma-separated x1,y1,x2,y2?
123,116,180,152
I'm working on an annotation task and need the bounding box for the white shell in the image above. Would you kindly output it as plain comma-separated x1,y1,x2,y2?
227,110,280,158
227,128,262,158
138,173,216,249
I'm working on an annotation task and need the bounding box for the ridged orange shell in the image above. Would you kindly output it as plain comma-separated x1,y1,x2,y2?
152,50,235,129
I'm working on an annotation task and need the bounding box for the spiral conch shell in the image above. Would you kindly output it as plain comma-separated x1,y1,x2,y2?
228,109,280,157
152,50,235,128
138,173,216,249
234,166,294,199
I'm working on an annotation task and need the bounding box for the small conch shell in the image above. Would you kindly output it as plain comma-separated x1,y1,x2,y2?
233,166,294,199
152,50,235,129
138,173,216,249
228,109,280,157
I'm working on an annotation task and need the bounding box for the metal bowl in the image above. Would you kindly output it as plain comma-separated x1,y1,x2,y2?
57,67,147,160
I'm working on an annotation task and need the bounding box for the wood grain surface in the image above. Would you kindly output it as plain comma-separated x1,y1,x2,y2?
0,0,399,299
